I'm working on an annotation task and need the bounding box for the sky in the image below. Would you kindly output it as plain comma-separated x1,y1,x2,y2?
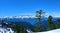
0,0,60,17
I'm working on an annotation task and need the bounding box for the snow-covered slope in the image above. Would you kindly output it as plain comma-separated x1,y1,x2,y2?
0,28,14,33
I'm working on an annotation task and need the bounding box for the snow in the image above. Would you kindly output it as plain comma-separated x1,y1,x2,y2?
35,29,60,33
0,28,14,33
0,16,35,18
0,28,60,33
27,29,34,33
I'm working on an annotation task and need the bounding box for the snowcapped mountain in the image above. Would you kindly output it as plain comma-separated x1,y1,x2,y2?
0,16,35,18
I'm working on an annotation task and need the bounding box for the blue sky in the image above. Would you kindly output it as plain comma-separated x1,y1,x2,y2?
0,0,60,17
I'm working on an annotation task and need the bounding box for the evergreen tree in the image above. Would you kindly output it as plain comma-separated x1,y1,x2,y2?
47,16,56,30
35,10,45,31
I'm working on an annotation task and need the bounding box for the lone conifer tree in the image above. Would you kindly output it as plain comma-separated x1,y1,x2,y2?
48,16,56,30
36,10,45,22
35,10,45,31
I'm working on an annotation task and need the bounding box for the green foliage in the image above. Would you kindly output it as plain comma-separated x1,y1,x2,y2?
14,23,20,33
14,23,28,33
19,28,27,33
47,27,51,31
47,16,56,30
48,16,52,23
33,27,40,32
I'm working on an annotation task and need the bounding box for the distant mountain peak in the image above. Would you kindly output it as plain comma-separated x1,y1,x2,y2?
0,16,35,18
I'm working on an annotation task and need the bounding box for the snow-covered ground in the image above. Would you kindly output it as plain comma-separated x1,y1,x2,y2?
35,29,60,33
0,28,60,33
0,28,14,33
